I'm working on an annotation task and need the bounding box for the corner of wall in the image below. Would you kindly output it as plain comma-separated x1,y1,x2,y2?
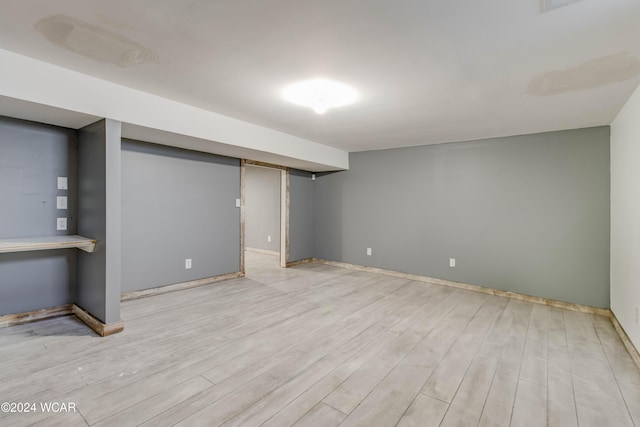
610,82,640,354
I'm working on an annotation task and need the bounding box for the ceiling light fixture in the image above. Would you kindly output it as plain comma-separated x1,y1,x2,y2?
282,78,357,114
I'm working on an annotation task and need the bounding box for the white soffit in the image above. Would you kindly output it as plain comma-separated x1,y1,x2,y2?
0,48,349,171
0,96,99,129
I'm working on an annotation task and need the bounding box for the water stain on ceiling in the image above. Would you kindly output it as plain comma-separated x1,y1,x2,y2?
527,52,640,96
34,14,159,68
95,13,137,31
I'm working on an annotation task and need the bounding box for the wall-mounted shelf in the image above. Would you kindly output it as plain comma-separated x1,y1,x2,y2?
0,235,96,254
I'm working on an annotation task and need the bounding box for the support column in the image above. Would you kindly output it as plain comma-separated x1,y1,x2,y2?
76,119,123,335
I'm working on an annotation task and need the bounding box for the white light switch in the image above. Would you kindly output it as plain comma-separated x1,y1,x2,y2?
267,235,271,242
366,248,372,256
235,198,241,208
449,258,456,268
57,177,68,190
57,218,67,231
56,196,68,209
185,258,192,269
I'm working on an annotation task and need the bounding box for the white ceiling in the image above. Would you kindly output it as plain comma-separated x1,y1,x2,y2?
0,0,639,153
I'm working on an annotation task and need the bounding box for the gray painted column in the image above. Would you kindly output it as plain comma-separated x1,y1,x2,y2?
77,119,122,324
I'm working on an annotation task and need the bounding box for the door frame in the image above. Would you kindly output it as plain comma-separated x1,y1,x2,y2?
240,160,289,272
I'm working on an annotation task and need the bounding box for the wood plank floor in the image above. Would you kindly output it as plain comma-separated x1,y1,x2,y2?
1,252,639,426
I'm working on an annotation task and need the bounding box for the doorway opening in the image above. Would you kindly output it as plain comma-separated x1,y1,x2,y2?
241,161,288,272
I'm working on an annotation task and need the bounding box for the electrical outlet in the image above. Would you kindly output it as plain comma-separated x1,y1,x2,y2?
185,258,192,269
449,258,456,268
235,198,241,208
56,218,67,231
366,248,372,256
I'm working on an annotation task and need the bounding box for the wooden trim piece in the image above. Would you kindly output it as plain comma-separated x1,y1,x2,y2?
72,304,124,337
244,159,288,171
280,169,290,268
313,258,610,317
610,311,640,371
286,258,315,268
0,304,72,328
0,304,122,337
240,159,246,275
246,247,279,256
120,272,244,302
0,235,96,254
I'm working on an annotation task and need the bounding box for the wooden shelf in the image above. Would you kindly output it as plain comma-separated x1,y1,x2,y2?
0,235,96,254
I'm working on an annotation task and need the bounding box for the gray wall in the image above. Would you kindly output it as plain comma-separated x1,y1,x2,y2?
0,116,78,314
289,169,315,262
77,119,122,324
315,127,610,308
121,140,241,292
245,165,281,253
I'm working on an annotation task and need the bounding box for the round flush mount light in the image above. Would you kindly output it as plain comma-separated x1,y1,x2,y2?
282,78,357,114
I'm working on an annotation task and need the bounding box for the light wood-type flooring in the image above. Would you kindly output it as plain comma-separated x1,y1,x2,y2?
1,252,639,426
